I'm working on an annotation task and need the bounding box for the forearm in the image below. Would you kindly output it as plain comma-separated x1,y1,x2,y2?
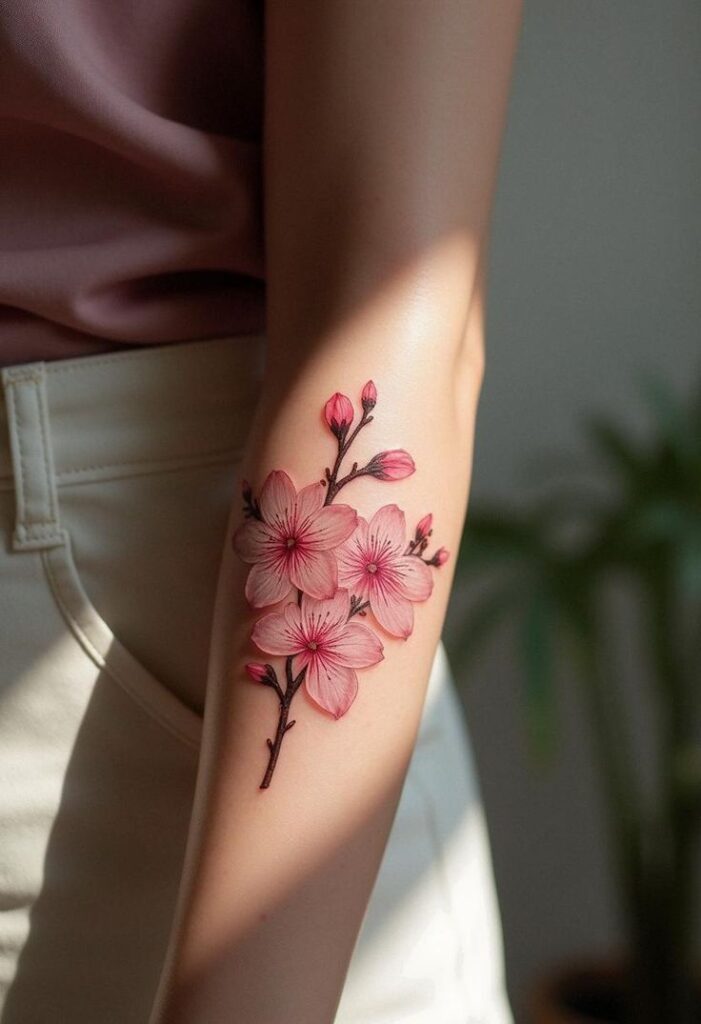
153,298,483,1024
150,2,521,1020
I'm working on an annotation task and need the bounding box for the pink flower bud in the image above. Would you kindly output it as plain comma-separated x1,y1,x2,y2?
246,663,269,683
324,392,354,438
361,380,377,411
367,449,416,481
415,513,433,540
431,547,450,567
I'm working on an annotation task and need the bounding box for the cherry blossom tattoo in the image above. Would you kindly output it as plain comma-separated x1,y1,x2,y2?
232,381,450,788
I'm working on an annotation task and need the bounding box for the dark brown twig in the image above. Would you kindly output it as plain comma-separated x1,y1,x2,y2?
260,655,307,789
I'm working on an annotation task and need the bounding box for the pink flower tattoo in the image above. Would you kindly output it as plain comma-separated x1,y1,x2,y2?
233,472,357,606
252,589,384,720
337,505,433,639
233,380,450,788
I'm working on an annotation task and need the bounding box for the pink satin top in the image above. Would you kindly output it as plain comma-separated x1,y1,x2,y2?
0,0,265,367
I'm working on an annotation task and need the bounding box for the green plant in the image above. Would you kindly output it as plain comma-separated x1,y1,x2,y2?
453,378,701,1024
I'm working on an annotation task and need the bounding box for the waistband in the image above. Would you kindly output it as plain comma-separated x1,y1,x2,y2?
0,334,265,549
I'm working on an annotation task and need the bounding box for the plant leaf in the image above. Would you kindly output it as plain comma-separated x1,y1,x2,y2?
678,524,701,599
586,417,642,483
449,583,521,680
641,373,698,464
457,510,542,570
520,587,559,768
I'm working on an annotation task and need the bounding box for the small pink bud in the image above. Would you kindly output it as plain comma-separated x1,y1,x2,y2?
361,380,377,411
415,513,433,540
431,547,450,567
324,392,354,438
246,663,269,683
367,449,416,481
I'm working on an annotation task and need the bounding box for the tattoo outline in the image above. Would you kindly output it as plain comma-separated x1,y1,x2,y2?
232,380,449,788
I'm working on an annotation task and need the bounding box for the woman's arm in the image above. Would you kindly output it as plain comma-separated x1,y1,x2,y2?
151,2,522,1020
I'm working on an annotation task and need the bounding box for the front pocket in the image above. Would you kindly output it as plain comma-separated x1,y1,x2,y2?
42,534,202,750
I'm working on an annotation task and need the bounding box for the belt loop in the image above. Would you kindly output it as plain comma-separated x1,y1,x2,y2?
1,363,67,551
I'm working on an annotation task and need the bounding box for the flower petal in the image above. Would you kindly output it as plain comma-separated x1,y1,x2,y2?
259,470,297,530
396,556,434,601
331,623,384,668
368,504,406,552
337,518,371,594
337,516,369,561
301,504,358,551
294,482,325,524
289,548,337,599
251,603,304,656
305,659,359,719
245,559,294,608
283,601,304,630
300,588,351,633
351,516,370,546
371,590,415,639
232,518,276,563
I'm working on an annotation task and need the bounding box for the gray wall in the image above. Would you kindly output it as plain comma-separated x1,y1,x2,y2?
448,2,700,1019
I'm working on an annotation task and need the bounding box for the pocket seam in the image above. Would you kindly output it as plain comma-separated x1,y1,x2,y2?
41,536,203,752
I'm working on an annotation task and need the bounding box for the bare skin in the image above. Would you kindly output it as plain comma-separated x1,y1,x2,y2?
150,2,523,1021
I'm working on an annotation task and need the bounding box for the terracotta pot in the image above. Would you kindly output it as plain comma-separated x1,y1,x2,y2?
528,957,632,1024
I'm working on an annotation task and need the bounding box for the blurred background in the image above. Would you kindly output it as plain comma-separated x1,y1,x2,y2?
445,1,701,1022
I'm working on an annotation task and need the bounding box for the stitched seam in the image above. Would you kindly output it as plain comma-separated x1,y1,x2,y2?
7,377,59,530
55,452,244,490
4,368,43,384
7,383,28,528
55,442,245,477
41,547,201,752
17,523,63,537
35,377,59,526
